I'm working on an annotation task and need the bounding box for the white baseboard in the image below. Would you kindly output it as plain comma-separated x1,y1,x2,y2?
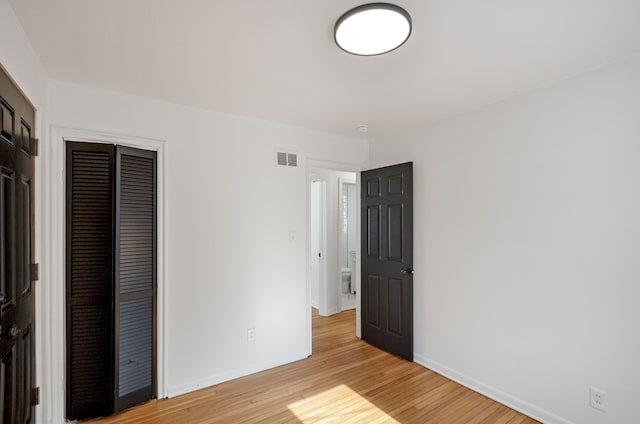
414,354,574,424
167,353,307,398
327,307,341,316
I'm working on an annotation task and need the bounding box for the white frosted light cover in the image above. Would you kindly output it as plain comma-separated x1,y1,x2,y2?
335,8,411,55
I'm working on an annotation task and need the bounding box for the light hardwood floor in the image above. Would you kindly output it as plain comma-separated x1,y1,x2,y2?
90,309,539,423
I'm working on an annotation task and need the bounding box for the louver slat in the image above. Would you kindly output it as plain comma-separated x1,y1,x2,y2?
66,143,114,420
115,147,156,413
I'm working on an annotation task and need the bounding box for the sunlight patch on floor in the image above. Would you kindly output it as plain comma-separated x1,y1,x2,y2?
288,384,399,423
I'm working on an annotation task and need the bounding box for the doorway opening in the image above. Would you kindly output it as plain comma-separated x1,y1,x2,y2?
307,164,360,354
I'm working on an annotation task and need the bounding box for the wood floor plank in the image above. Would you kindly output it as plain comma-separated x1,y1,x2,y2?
89,308,539,423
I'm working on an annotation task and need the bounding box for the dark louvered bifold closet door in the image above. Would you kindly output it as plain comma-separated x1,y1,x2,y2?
114,146,156,413
66,143,115,420
66,142,156,421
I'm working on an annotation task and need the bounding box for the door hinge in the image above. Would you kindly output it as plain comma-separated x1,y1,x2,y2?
30,138,39,156
32,387,40,406
31,263,39,281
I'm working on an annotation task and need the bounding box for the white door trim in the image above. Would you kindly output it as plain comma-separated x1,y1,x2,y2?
309,176,327,315
42,126,167,423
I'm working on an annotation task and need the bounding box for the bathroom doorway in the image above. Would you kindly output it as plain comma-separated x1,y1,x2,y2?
338,178,357,311
308,169,357,317
307,161,362,355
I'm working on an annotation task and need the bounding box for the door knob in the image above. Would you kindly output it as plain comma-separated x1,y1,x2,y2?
400,268,414,275
8,325,21,338
2,324,20,339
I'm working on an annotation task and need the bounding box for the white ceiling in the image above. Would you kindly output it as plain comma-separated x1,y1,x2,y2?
9,0,640,139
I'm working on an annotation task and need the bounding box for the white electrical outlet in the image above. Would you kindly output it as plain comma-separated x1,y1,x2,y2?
589,386,607,412
247,328,256,342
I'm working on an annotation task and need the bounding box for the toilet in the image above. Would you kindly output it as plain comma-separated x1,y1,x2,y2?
341,267,351,293
341,251,357,294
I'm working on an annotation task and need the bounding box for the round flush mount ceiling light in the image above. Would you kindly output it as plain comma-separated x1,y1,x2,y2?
334,3,412,56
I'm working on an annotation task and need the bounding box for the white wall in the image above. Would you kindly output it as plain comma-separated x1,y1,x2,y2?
44,80,367,418
370,55,640,424
0,1,48,104
0,0,50,422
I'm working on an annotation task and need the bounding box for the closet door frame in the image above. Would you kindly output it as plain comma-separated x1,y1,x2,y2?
47,127,166,423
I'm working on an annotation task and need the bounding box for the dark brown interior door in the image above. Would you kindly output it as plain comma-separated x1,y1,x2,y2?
361,162,413,361
1,66,37,423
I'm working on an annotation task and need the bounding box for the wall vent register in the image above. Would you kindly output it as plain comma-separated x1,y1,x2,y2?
276,151,297,167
